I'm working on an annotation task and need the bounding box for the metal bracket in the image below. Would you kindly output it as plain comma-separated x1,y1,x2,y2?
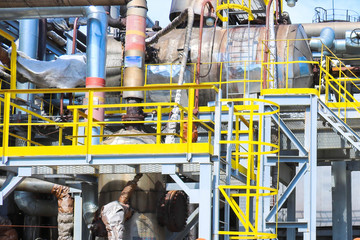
169,173,199,204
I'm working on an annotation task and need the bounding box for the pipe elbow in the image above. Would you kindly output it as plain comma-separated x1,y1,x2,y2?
320,27,335,48
310,27,335,52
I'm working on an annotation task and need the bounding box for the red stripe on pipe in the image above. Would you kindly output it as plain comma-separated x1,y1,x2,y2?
86,77,106,88
125,15,146,52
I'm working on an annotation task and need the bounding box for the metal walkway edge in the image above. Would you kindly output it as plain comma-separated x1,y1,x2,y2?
318,100,360,152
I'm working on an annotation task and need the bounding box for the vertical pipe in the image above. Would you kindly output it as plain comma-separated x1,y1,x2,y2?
17,19,39,106
85,6,108,122
38,19,47,61
195,0,214,116
122,0,148,122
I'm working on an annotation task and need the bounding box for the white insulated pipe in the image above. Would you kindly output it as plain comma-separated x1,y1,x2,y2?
303,22,360,39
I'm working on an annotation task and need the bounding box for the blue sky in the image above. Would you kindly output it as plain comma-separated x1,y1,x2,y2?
147,0,360,26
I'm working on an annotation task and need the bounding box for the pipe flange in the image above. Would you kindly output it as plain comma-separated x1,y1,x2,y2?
156,190,189,232
122,114,145,121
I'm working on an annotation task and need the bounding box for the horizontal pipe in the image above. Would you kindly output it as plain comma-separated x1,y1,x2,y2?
0,177,55,193
14,191,58,217
0,0,129,8
0,7,86,20
303,22,360,39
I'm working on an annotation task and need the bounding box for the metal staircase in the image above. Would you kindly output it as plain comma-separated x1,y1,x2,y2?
318,100,360,152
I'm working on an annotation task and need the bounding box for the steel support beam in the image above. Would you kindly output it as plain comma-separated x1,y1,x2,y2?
73,193,83,240
0,167,31,205
199,163,212,239
266,162,307,222
302,95,317,240
271,113,308,156
331,161,352,240
287,167,296,240
212,90,222,240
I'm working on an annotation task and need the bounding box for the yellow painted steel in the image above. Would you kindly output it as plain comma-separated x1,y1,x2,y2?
0,29,17,97
216,0,254,21
218,98,279,239
0,85,216,159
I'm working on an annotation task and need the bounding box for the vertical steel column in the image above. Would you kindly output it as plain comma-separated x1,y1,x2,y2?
258,101,272,233
303,95,317,240
73,193,83,240
212,89,222,240
331,161,353,240
287,168,296,240
224,102,234,237
199,163,212,239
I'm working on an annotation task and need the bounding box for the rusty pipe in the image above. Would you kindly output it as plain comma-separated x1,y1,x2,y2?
72,17,79,55
262,0,274,90
195,0,214,116
0,0,131,8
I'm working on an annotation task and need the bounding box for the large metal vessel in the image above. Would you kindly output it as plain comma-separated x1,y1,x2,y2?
146,24,313,104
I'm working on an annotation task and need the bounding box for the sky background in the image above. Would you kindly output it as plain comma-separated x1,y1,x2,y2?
147,0,360,27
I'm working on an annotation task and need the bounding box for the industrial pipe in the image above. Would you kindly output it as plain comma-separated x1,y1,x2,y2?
122,0,148,122
195,0,214,116
165,7,194,144
302,22,360,39
262,0,279,89
0,7,86,20
146,7,194,45
310,27,335,52
85,6,108,122
0,177,55,193
0,0,130,8
123,0,147,99
104,6,126,29
14,191,58,217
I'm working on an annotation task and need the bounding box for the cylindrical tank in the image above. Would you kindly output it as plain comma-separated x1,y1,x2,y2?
99,130,166,239
146,24,313,104
170,0,216,21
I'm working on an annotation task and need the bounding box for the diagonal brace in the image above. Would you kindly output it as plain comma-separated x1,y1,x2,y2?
169,207,199,240
271,113,308,156
0,175,25,205
266,162,308,222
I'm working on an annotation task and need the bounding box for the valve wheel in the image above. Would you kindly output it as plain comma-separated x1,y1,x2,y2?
350,28,360,45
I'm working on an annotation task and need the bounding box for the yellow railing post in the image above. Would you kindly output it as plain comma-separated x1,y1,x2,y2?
27,115,32,147
86,90,94,155
286,39,290,89
2,92,11,161
156,105,162,144
100,125,104,143
325,56,329,104
59,127,63,146
10,42,17,99
187,88,195,150
72,109,79,146
180,109,184,143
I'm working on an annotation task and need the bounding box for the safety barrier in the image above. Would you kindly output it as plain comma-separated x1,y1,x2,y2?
0,84,218,159
217,98,279,239
0,29,17,93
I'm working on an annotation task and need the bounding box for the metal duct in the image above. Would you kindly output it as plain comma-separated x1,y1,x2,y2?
14,191,58,217
0,0,129,8
310,27,335,52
